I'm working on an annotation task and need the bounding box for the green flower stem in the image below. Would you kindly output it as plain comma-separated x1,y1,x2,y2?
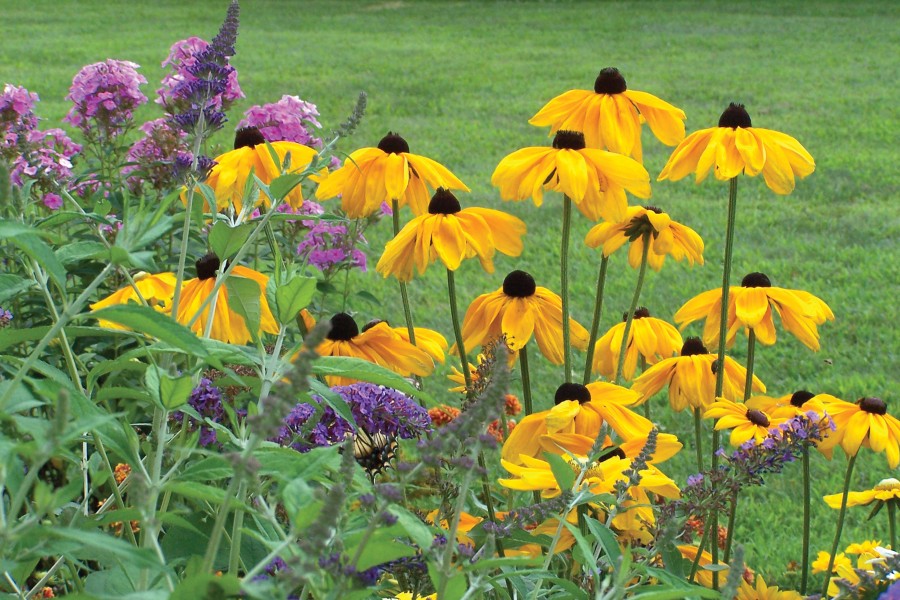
889,501,897,553
823,452,859,595
392,200,418,347
742,330,757,401
520,344,533,415
711,176,739,591
688,519,711,583
801,450,812,594
723,491,738,563
228,480,248,574
447,269,473,395
582,256,610,385
614,233,651,385
639,356,650,419
560,195,573,382
170,124,207,320
693,408,704,474
477,453,504,558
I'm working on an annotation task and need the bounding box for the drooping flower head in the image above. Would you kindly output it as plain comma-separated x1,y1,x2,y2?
591,307,683,381
175,252,279,344
704,398,787,447
584,205,704,271
315,131,469,217
238,94,324,148
823,477,900,512
461,270,588,365
675,272,835,351
818,395,900,468
659,102,815,195
196,126,317,212
376,188,526,281
91,272,177,329
529,67,687,161
492,130,651,222
631,337,765,412
64,59,148,144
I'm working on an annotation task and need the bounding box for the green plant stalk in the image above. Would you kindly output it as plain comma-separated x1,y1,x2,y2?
436,468,475,598
801,450,812,594
823,452,859,595
890,501,897,553
688,518,712,583
92,434,138,546
520,344,533,415
139,406,169,590
477,452,504,558
582,255,609,384
711,176,739,590
169,123,206,319
560,196,574,382
614,234,650,384
447,268,473,394
228,480,247,574
0,263,114,409
693,408,704,474
723,491,738,563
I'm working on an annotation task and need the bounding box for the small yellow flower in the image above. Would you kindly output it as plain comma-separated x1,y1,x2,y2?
591,307,682,382
704,398,786,446
812,550,852,574
818,395,900,468
91,272,176,330
824,479,900,510
734,575,802,600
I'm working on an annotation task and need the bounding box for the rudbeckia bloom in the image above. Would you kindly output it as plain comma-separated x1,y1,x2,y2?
491,130,651,222
735,575,802,600
200,126,317,212
315,313,439,386
658,102,815,195
461,270,589,365
529,67,686,161
675,272,834,351
677,545,729,589
375,188,526,281
704,399,786,446
315,131,469,218
91,272,176,329
591,307,682,381
818,396,900,468
537,429,683,466
823,478,900,510
812,550,852,575
631,337,765,412
501,382,652,465
175,253,278,344
584,205,704,271
363,319,448,364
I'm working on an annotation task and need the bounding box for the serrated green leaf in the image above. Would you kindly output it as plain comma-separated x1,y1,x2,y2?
544,452,576,491
0,274,35,302
88,305,209,359
160,373,193,410
209,221,254,260
56,241,107,265
312,356,433,405
275,275,316,324
584,515,622,566
178,456,234,482
224,276,261,342
269,173,305,200
0,220,67,291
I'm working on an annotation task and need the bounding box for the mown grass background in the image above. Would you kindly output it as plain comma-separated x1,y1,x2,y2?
2,0,898,589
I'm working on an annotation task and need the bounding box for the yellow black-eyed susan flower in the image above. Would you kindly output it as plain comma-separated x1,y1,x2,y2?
461,270,588,365
363,319,448,365
678,545,730,589
491,130,650,223
659,103,815,195
631,337,765,412
529,67,686,161
823,478,900,511
175,253,278,344
315,132,469,218
591,307,683,381
200,126,317,212
91,272,176,329
375,188,526,281
817,395,900,468
703,398,786,446
735,576,802,600
316,313,439,386
675,272,834,351
584,205,704,271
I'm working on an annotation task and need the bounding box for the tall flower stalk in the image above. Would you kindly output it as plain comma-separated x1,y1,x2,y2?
560,195,573,382
392,199,418,348
613,233,650,384
823,453,859,594
582,256,609,384
447,269,473,395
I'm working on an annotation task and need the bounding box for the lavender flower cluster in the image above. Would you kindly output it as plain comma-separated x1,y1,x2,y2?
63,59,148,144
159,1,243,135
0,308,12,328
172,378,225,447
121,118,191,193
0,83,39,160
271,383,431,452
238,95,324,148
297,221,368,275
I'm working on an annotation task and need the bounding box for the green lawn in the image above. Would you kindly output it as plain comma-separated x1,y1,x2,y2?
2,0,899,588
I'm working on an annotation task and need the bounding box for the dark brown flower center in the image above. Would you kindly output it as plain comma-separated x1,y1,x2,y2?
790,390,815,407
362,319,386,333
718,103,752,129
234,126,266,149
555,383,592,405
377,131,410,155
623,307,651,321
858,397,887,415
552,130,586,151
196,253,221,280
327,312,359,341
746,409,770,427
503,270,536,298
428,188,462,214
594,67,627,95
681,337,708,356
741,272,772,288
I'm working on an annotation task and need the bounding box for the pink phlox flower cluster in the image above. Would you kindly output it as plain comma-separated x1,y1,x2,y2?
64,59,148,141
1,83,40,160
122,118,190,193
11,127,91,209
296,221,367,274
238,95,324,147
157,36,243,113
277,199,324,226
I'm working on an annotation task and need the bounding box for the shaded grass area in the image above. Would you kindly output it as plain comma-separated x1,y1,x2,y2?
2,0,899,587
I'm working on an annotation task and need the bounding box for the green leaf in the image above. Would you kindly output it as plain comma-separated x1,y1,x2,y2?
0,274,34,302
544,452,576,491
254,444,341,482
354,290,381,306
354,534,418,571
275,275,316,324
308,379,356,427
159,373,194,410
224,276,261,342
208,221,254,260
56,240,107,265
312,356,434,405
87,305,209,360
269,173,305,200
584,515,622,566
0,325,123,353
390,505,435,548
170,572,242,600
177,456,234,482
628,588,720,600
0,219,67,291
